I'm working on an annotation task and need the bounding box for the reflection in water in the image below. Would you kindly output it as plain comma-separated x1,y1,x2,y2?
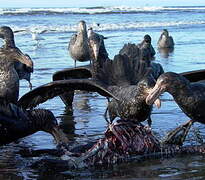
0,174,24,180
0,144,33,179
35,172,75,180
59,92,103,146
74,91,92,112
59,107,75,141
158,48,174,58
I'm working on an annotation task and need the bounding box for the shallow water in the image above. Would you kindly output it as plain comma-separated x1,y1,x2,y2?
1,6,205,179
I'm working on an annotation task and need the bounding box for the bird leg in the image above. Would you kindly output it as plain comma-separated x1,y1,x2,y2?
59,91,74,111
147,115,152,127
74,60,76,68
104,97,112,124
104,106,110,124
29,81,32,90
162,120,194,146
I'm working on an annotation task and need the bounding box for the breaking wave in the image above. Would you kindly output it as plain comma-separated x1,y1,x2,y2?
12,20,205,34
1,6,205,15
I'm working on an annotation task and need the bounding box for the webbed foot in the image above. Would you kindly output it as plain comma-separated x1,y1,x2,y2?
162,120,193,146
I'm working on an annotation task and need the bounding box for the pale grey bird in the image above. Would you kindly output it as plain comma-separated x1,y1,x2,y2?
157,29,174,48
68,20,90,67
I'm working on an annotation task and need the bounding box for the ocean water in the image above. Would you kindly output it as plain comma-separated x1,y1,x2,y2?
1,6,205,179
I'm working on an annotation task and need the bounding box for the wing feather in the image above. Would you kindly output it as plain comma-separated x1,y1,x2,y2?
53,66,92,81
18,79,118,109
180,69,205,82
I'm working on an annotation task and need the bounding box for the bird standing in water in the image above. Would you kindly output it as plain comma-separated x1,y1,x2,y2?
137,34,156,59
68,20,90,67
157,29,174,49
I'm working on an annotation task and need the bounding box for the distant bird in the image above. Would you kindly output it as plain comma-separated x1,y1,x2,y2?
157,29,174,49
68,20,90,67
137,34,156,59
14,29,48,46
0,26,33,103
30,30,46,42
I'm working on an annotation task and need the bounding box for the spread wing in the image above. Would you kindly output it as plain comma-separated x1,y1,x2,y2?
18,79,118,109
96,42,163,86
96,43,154,86
53,65,92,80
180,69,205,83
14,29,26,33
97,54,152,86
52,66,92,107
119,43,141,60
151,62,164,80
39,30,48,34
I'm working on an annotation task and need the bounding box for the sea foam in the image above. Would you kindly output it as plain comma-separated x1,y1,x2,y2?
1,6,205,15
12,20,205,35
